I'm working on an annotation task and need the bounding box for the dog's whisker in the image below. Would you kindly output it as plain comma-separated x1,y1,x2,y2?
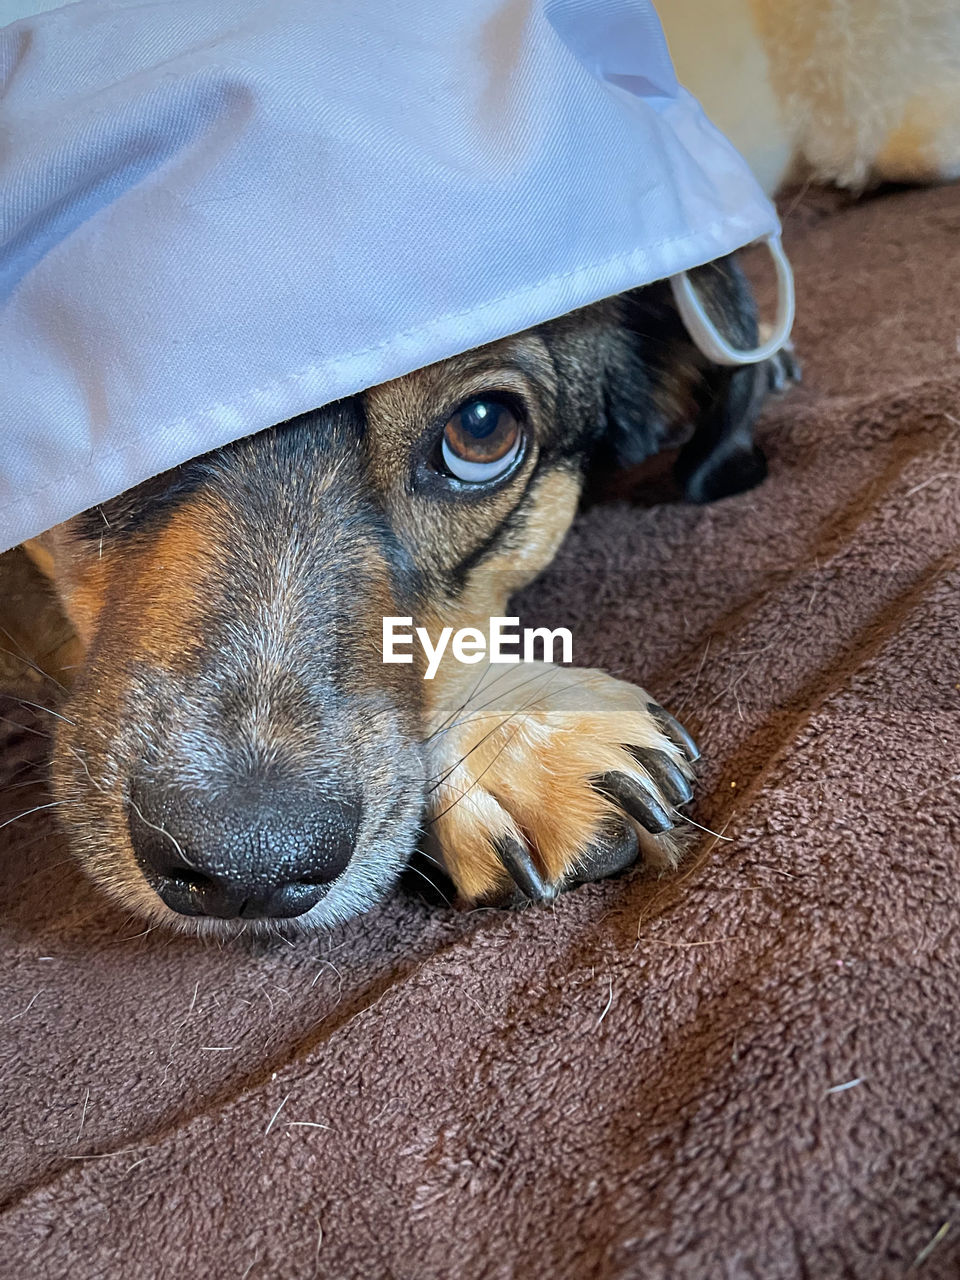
427,665,570,747
405,861,452,904
113,923,162,943
426,664,495,740
426,661,564,743
0,713,52,740
13,697,76,726
412,847,445,870
65,745,110,797
0,625,69,694
0,799,66,832
426,710,520,795
427,720,526,825
425,669,574,791
675,812,734,842
423,661,522,746
425,665,602,794
442,651,560,722
126,796,199,870
2,776,53,794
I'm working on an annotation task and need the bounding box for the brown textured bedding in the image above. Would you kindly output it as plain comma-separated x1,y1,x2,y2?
1,183,958,1280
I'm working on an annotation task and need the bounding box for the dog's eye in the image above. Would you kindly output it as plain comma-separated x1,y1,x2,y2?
440,399,522,483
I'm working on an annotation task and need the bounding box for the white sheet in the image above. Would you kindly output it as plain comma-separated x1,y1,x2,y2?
0,0,777,550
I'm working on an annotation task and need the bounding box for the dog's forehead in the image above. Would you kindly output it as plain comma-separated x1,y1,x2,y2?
62,326,575,559
366,330,558,428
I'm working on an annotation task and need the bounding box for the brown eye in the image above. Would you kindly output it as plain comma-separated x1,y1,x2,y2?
440,399,522,482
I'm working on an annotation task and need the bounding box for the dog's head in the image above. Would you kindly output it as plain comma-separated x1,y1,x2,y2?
27,260,765,933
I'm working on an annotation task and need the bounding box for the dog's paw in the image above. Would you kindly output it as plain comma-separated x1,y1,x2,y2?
424,665,699,905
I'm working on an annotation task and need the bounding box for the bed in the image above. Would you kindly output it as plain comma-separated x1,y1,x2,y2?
1,182,958,1279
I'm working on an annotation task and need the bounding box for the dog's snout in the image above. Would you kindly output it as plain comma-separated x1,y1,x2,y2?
128,780,361,919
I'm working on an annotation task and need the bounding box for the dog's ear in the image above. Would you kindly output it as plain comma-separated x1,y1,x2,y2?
601,256,771,503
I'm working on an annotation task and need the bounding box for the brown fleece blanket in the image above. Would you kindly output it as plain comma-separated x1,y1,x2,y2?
1,183,959,1280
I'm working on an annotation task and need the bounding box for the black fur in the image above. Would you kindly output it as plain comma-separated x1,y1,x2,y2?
601,255,772,503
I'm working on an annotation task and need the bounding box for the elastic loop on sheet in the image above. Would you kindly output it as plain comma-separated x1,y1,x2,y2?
669,235,795,366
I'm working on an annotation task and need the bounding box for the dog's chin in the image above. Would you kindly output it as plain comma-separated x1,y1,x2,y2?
70,812,422,941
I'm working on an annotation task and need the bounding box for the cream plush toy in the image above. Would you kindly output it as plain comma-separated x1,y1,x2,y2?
658,0,960,193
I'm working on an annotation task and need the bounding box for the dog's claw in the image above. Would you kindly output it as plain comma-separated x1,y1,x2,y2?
646,702,700,764
496,819,641,904
442,685,702,907
494,835,556,903
631,746,693,807
596,771,675,833
572,818,640,884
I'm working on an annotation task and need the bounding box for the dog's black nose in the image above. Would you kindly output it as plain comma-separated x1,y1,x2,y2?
128,781,360,919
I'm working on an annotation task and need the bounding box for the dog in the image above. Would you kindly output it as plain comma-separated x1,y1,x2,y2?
21,256,796,933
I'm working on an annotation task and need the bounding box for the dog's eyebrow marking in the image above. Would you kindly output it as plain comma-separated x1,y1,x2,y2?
442,349,557,400
71,397,365,551
59,492,223,652
73,461,211,544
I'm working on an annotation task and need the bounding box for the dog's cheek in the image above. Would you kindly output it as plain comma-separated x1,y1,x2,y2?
456,468,581,616
498,467,582,585
417,467,582,733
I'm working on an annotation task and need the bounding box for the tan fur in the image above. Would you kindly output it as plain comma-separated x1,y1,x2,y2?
420,467,582,658
427,662,692,899
37,499,220,653
658,0,960,191
21,536,57,582
11,540,85,689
